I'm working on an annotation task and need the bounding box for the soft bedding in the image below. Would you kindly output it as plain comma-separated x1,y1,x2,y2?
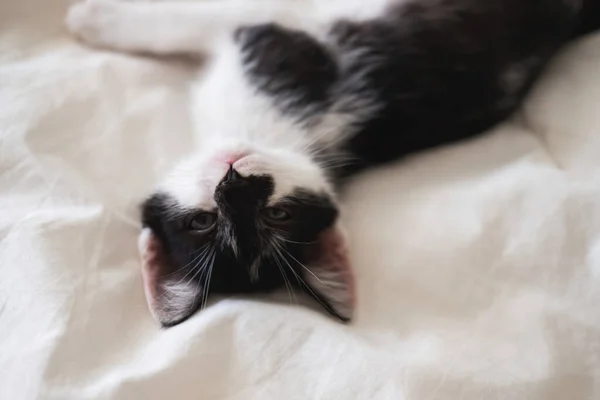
2,1,600,399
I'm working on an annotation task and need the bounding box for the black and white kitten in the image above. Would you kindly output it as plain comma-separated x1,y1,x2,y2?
66,0,599,327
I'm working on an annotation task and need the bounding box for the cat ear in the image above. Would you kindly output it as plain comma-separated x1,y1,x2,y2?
138,228,204,327
302,225,356,322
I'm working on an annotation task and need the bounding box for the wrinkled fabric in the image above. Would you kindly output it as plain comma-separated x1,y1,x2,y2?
2,1,600,399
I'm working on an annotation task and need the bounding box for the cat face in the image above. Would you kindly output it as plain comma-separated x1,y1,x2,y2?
138,144,355,327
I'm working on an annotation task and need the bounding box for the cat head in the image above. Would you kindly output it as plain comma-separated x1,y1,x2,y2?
138,143,355,327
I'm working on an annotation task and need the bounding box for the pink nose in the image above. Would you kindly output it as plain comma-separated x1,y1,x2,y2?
222,152,248,165
219,152,248,165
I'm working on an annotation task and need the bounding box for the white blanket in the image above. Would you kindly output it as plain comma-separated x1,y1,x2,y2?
2,1,600,399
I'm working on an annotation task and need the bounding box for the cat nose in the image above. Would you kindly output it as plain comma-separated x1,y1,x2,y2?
221,165,244,185
216,166,250,211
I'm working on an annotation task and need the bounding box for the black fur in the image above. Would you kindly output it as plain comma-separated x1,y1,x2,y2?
576,0,600,36
237,0,597,176
336,0,580,173
141,172,342,324
236,24,339,122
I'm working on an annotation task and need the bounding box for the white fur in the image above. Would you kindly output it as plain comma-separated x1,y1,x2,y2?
184,42,336,204
65,0,401,209
315,0,401,23
66,0,386,208
67,0,363,323
67,0,318,54
66,0,400,54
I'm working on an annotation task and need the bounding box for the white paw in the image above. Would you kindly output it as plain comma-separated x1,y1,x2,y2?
66,0,121,48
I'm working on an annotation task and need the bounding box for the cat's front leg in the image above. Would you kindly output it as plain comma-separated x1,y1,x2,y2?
66,0,203,54
67,1,132,51
66,0,316,56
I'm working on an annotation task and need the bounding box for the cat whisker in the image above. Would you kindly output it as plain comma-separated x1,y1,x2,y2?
272,243,301,287
273,233,317,245
295,121,345,153
304,126,353,154
272,241,333,314
270,238,299,303
162,243,212,278
157,244,213,309
168,243,213,285
314,151,360,163
318,160,356,169
194,246,213,309
273,239,324,285
272,249,297,305
201,248,217,310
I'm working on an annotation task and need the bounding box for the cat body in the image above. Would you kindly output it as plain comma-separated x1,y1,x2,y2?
67,0,598,326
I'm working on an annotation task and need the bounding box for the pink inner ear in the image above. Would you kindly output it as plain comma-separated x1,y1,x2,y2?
138,229,166,320
318,227,356,307
138,228,203,327
302,226,356,321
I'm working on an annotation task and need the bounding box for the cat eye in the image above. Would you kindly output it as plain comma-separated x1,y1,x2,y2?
189,212,217,232
263,207,291,222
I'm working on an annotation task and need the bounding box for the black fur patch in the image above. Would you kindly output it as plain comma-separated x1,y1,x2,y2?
273,188,339,242
236,23,339,122
140,177,342,324
234,0,596,177
329,0,581,174
576,0,600,36
141,192,216,275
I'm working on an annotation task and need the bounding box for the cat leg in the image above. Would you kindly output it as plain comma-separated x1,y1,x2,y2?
66,0,318,55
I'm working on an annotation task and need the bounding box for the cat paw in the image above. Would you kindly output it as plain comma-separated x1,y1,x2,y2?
66,0,122,48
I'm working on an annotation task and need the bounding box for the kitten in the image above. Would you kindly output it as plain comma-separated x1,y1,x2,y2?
66,0,598,327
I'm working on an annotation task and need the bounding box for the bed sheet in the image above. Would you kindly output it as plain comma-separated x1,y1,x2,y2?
2,1,600,399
